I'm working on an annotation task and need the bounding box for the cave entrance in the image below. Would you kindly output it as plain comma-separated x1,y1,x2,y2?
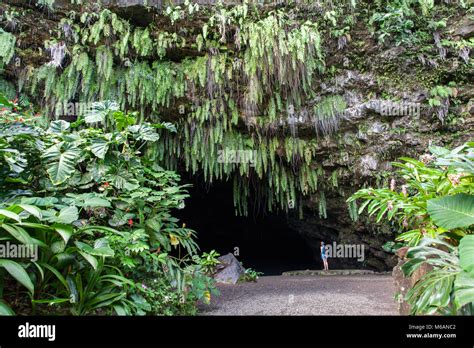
176,180,317,276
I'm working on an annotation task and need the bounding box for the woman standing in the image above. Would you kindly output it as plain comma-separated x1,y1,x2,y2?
321,241,329,271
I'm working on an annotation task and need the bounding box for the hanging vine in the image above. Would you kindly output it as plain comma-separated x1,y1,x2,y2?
15,2,358,216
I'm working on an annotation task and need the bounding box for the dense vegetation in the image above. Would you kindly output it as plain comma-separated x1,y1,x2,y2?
0,98,219,315
350,143,474,314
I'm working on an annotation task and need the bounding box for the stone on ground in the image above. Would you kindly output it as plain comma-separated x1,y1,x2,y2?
213,253,245,285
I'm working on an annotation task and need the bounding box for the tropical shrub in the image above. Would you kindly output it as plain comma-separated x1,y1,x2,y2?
0,96,217,315
0,202,132,315
194,250,221,276
238,267,263,283
349,142,474,314
348,143,474,246
401,235,474,315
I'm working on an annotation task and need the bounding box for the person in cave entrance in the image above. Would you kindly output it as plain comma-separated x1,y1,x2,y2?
321,241,329,271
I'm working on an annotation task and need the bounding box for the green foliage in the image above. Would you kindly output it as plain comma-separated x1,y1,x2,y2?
23,4,338,215
427,194,474,229
312,95,346,136
348,143,474,246
238,267,263,283
10,0,469,219
369,6,415,46
402,235,474,315
35,0,55,13
350,142,474,315
368,0,462,47
0,29,16,67
0,201,128,315
348,200,359,222
0,100,217,315
194,250,221,276
427,85,458,124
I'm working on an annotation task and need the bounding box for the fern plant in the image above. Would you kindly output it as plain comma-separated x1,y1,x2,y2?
0,29,16,67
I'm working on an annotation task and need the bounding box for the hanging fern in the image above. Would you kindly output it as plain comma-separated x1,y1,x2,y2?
95,45,113,81
318,191,327,219
0,29,16,67
312,95,347,136
348,199,359,222
24,5,351,217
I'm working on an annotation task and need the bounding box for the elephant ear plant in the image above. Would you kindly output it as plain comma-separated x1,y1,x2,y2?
402,235,474,315
349,142,474,315
0,96,218,315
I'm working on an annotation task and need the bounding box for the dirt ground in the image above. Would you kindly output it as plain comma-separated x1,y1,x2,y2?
198,274,398,315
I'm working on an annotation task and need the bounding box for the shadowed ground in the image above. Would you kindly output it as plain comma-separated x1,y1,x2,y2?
199,274,398,315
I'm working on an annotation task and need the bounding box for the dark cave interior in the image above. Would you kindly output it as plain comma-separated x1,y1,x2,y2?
176,179,320,276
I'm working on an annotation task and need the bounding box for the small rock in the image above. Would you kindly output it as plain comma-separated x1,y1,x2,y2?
213,253,245,284
395,246,409,259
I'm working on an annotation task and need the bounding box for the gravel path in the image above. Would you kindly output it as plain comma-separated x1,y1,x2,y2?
199,275,398,315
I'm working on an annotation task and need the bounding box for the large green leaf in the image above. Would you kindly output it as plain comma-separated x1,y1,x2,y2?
454,235,474,308
454,271,474,309
152,122,177,133
0,259,34,294
1,224,34,245
75,240,114,257
90,138,109,159
47,120,70,134
401,257,425,277
42,142,81,185
0,209,20,222
0,300,15,315
1,147,27,174
53,223,74,244
107,170,140,191
459,235,474,276
77,250,98,270
406,268,455,314
92,239,115,257
427,194,474,229
112,111,136,131
17,204,42,219
128,124,160,142
57,206,79,224
63,193,111,208
20,197,59,207
83,101,119,124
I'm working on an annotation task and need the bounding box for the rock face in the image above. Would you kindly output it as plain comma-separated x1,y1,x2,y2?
454,16,474,38
213,253,245,285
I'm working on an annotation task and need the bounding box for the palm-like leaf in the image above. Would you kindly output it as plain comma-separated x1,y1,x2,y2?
427,193,474,229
